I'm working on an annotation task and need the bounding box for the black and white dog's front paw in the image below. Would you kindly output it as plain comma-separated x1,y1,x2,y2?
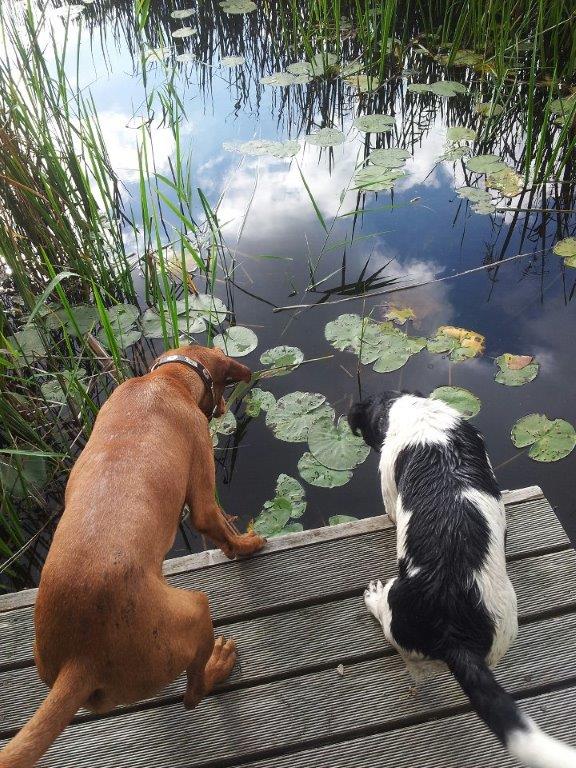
364,579,386,618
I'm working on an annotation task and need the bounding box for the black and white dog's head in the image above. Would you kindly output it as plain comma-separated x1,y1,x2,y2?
348,391,423,451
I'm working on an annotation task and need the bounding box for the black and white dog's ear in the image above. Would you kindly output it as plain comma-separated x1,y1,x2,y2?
348,392,398,452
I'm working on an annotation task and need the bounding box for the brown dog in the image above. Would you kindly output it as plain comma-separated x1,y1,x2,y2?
0,345,266,768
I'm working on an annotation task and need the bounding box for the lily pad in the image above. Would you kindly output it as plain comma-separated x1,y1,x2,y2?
447,126,477,142
287,61,313,75
511,414,576,462
430,386,481,419
171,9,194,19
384,306,415,325
99,304,142,349
308,416,370,471
213,326,258,357
48,304,99,336
368,148,411,168
188,294,228,324
40,368,87,406
345,74,379,92
266,392,332,443
309,52,338,75
171,26,196,38
141,307,203,338
486,167,523,197
220,55,245,67
353,114,394,133
329,515,359,525
408,81,468,97
456,186,495,214
427,326,485,362
298,451,352,488
324,313,364,353
219,0,256,13
261,71,311,86
0,453,48,499
211,409,237,437
224,139,300,158
495,354,539,386
475,102,504,117
553,237,576,268
466,154,509,174
305,127,345,147
355,166,405,192
253,474,306,537
260,345,303,376
244,388,276,417
440,147,471,162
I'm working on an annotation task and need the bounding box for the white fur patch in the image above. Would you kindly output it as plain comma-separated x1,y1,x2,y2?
507,718,576,768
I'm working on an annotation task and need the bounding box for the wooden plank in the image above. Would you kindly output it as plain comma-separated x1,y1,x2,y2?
234,686,576,768
3,612,575,768
0,486,549,614
2,525,575,676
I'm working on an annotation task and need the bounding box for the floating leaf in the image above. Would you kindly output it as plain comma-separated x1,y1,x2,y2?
368,148,411,168
224,138,300,158
171,26,196,38
253,474,306,536
427,326,485,362
437,49,484,67
213,326,258,357
486,167,523,197
456,186,495,215
309,52,338,75
298,452,352,488
188,294,228,324
553,237,576,268
261,71,312,86
408,81,468,97
495,354,539,386
324,313,364,353
40,368,87,406
266,392,332,443
447,126,477,142
244,388,276,417
339,61,364,76
145,46,172,61
219,0,256,13
466,154,509,174
211,409,237,437
260,345,303,376
43,304,98,337
305,127,345,147
345,74,379,91
171,9,194,19
549,94,576,116
308,416,370,471
287,61,312,75
384,306,415,325
8,327,45,359
355,166,405,191
0,454,47,499
220,55,245,67
353,114,394,133
439,147,471,162
511,414,576,462
475,102,504,117
430,386,481,419
176,52,196,63
98,304,142,349
329,515,359,526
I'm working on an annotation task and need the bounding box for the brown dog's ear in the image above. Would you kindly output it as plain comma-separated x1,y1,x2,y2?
224,357,252,384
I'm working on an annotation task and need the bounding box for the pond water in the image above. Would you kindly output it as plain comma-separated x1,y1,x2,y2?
3,0,576,578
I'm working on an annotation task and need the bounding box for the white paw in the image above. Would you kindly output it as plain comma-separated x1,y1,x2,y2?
364,579,385,618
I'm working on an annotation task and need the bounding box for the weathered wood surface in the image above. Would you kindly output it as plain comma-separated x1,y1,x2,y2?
0,486,575,768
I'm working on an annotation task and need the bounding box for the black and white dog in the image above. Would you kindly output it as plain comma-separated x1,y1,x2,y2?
348,391,576,768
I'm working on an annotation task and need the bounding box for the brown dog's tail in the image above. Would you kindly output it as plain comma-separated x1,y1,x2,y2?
0,663,92,768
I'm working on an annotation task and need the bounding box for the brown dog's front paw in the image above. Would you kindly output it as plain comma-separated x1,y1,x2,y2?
204,636,237,690
230,532,266,558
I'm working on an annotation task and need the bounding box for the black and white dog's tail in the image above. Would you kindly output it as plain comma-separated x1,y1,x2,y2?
445,648,576,768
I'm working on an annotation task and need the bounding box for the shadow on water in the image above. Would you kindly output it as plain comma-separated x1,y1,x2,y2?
1,0,575,589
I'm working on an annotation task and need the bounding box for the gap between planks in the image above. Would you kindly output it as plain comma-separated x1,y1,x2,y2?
0,485,545,614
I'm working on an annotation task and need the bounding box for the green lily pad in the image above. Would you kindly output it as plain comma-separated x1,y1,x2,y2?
372,333,426,373
486,167,523,197
298,451,352,487
353,114,394,133
329,515,359,526
219,0,256,14
440,147,471,162
224,139,300,158
427,326,485,362
355,166,405,191
188,294,228,324
511,414,576,462
466,154,509,174
220,55,245,67
475,102,504,117
244,388,276,417
98,304,142,349
339,61,364,76
261,71,311,86
553,237,576,268
266,392,332,443
0,453,48,499
171,26,196,38
495,354,539,386
456,186,495,214
213,326,258,357
171,9,194,19
368,148,411,168
384,306,415,325
141,307,205,338
324,313,364,353
211,409,237,437
260,345,303,376
305,127,345,147
10,326,46,358
308,416,370,471
309,52,338,75
345,74,380,92
287,61,312,75
253,474,307,536
41,368,87,406
447,126,477,142
430,386,481,419
44,304,99,336
408,81,468,97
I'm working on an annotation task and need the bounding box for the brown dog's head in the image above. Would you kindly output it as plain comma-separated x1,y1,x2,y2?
157,344,251,418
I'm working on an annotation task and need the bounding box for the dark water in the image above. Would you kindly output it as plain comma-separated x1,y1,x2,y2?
13,0,576,567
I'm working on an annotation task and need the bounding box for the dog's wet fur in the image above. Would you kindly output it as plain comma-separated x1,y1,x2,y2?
349,391,576,768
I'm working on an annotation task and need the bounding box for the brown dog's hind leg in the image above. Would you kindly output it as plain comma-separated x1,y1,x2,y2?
183,637,237,710
186,424,266,558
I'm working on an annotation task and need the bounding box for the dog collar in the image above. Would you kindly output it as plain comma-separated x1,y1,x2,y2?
149,355,218,418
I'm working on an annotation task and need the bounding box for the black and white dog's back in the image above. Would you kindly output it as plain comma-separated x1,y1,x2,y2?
348,392,576,768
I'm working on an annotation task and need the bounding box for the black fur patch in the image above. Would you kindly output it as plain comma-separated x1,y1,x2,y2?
347,392,401,452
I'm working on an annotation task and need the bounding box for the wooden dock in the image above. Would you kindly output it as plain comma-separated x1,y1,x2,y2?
1,486,576,767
